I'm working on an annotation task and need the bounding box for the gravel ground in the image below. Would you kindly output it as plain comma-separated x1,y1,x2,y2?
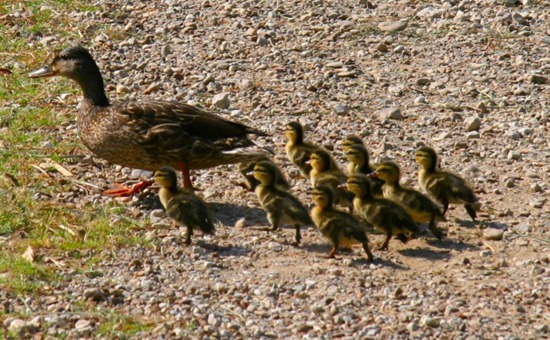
2,0,549,338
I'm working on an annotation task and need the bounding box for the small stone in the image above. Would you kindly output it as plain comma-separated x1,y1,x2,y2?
505,178,515,188
466,131,479,139
150,209,166,224
516,224,530,234
531,183,542,192
480,250,492,257
477,101,489,113
376,107,403,120
541,36,550,45
388,86,403,96
208,313,222,327
143,83,160,94
534,324,549,333
214,282,229,293
416,78,431,86
421,316,439,327
483,228,504,241
507,151,521,161
333,103,350,115
267,242,282,251
378,20,408,32
7,319,26,334
257,37,269,46
464,116,481,131
530,75,548,84
310,304,324,314
376,43,388,52
212,93,231,109
238,79,254,90
84,288,107,302
414,96,427,104
407,321,419,332
75,319,92,331
234,217,247,229
116,84,130,94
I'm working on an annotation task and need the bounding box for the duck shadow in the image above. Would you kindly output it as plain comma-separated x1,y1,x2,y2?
397,247,452,261
209,202,268,226
425,238,480,252
301,242,408,270
456,219,478,229
198,241,251,257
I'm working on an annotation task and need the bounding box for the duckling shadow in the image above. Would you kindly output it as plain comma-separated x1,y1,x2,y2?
350,257,409,270
425,238,480,252
198,241,251,257
209,202,268,226
456,220,478,229
397,247,452,261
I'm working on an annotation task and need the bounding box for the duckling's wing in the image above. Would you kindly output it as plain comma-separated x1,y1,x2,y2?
428,172,477,204
267,193,312,225
166,193,215,235
400,189,444,218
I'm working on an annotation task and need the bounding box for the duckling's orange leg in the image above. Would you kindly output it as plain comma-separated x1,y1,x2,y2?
178,161,193,190
103,179,154,196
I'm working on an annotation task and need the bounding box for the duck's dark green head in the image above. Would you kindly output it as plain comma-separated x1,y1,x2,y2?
29,45,109,106
29,46,97,80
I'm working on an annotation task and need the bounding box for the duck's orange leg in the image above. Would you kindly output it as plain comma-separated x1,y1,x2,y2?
178,161,193,190
103,180,154,196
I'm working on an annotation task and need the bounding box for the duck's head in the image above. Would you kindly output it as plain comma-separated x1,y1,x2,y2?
345,144,368,165
29,46,98,81
415,146,438,171
346,174,372,198
251,160,278,186
376,161,400,184
284,121,304,144
154,166,179,189
341,134,364,151
311,185,335,209
309,149,332,172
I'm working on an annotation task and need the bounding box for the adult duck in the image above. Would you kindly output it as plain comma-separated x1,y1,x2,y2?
29,46,268,194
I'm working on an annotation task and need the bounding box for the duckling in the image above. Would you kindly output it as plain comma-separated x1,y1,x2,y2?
375,161,445,239
239,159,290,191
344,144,384,196
251,160,312,245
346,174,419,251
29,46,268,194
415,146,479,221
309,149,354,210
284,121,320,177
154,167,215,245
341,134,365,152
311,185,374,260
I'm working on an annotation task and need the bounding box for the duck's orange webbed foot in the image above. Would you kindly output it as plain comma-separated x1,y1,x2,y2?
103,180,155,197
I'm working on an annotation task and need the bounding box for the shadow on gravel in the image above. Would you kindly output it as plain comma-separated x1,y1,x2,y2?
398,247,453,261
425,238,480,252
456,220,478,228
210,202,268,226
199,242,251,257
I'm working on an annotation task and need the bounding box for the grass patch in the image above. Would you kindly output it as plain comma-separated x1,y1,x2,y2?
0,0,149,308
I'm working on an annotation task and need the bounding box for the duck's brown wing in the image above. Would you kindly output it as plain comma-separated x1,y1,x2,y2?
115,100,267,142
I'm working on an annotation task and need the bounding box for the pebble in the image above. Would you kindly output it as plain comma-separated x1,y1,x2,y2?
150,209,166,223
483,228,504,241
376,107,403,120
211,93,231,109
74,319,92,331
378,20,408,32
507,151,522,161
267,242,282,251
464,116,481,131
7,319,26,334
332,103,350,115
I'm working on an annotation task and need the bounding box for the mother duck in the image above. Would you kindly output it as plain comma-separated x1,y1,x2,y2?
29,46,268,193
